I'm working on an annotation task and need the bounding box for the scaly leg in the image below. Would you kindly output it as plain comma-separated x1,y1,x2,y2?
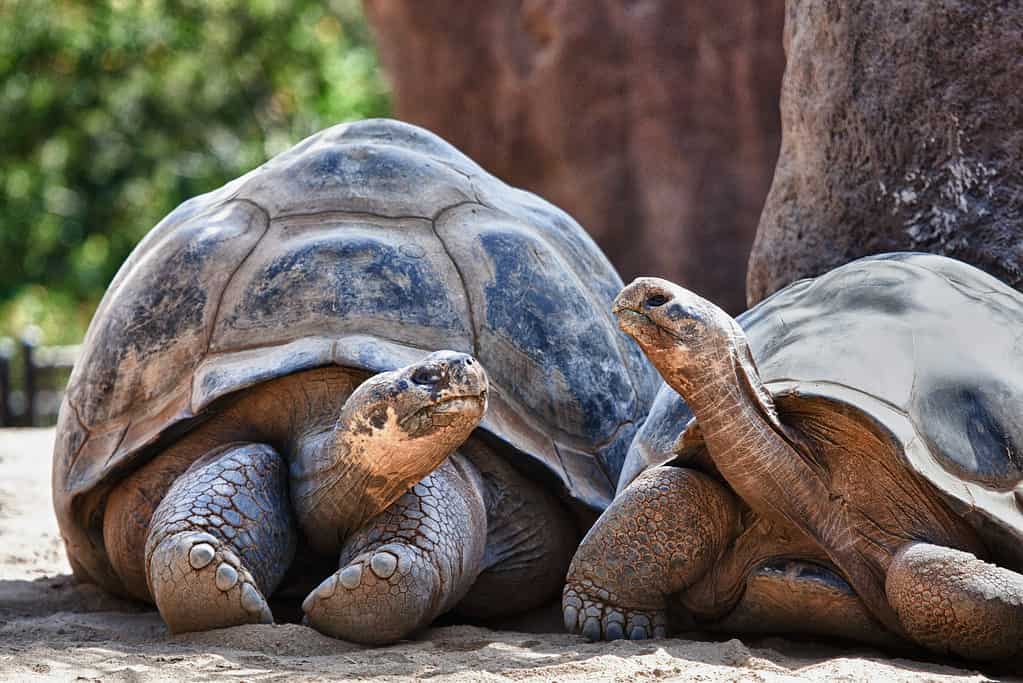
455,439,580,619
145,442,297,633
563,466,740,640
886,542,1023,661
302,455,487,644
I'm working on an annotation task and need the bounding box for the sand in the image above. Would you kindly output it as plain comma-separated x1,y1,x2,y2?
0,428,1010,682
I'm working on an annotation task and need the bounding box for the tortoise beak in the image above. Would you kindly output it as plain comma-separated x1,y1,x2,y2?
615,308,653,338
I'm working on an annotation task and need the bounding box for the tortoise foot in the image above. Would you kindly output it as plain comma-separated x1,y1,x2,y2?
562,466,738,642
303,542,439,645
303,460,487,645
142,442,294,634
148,530,273,633
562,583,668,641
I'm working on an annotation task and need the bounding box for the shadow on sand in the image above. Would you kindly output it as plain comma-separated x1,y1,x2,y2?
0,574,1005,681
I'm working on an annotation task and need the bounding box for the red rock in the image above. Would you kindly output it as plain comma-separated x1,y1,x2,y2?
748,0,1023,305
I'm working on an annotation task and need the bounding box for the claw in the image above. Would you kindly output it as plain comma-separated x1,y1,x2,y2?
302,542,439,646
339,564,363,589
562,583,668,642
563,605,579,631
215,563,239,591
370,551,399,579
148,531,273,633
189,543,216,570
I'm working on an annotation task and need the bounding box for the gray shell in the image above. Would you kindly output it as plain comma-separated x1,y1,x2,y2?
624,253,1023,565
55,118,659,586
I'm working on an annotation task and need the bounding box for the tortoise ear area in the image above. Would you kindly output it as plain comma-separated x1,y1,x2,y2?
341,369,430,426
367,405,389,430
662,301,706,324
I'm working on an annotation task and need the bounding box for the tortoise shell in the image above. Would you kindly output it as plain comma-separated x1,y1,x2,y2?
623,252,1023,566
54,118,659,588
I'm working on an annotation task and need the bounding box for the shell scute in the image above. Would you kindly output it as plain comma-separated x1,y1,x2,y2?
211,218,473,355
67,201,268,434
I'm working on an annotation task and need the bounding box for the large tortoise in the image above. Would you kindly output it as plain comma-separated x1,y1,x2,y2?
565,252,1023,662
53,118,658,644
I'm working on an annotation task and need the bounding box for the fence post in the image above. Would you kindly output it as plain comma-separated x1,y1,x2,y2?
0,338,11,427
20,326,42,427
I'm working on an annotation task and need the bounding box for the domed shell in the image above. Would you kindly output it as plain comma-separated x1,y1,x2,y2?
624,253,1023,565
54,119,659,587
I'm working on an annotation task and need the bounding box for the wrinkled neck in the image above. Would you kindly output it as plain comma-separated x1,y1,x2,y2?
668,345,820,533
288,423,371,555
670,345,906,635
289,407,472,556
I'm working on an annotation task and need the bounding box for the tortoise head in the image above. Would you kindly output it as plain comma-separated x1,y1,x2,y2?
293,351,489,553
344,350,489,445
613,278,742,390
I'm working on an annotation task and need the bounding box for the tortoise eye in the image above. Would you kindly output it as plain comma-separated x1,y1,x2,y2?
645,293,670,308
412,366,444,386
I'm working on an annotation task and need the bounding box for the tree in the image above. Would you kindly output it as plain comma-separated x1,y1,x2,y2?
0,0,389,342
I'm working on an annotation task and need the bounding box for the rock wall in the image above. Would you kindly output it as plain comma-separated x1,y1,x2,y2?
364,0,785,313
747,0,1023,305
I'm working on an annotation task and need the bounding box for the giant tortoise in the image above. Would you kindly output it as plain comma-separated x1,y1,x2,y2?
53,118,658,644
565,252,1023,662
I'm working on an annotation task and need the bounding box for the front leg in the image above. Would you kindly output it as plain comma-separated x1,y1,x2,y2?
302,455,487,644
454,438,580,619
145,442,297,633
563,466,740,640
886,542,1023,661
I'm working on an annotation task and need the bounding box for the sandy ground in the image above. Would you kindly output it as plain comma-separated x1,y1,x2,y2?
0,428,1014,682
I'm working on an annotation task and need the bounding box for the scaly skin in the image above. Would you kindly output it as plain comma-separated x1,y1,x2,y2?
106,352,580,643
304,443,581,644
145,442,296,633
887,543,1023,661
303,456,486,644
454,437,579,620
564,466,739,640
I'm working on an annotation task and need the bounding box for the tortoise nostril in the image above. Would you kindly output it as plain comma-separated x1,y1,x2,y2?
464,358,473,366
645,293,670,308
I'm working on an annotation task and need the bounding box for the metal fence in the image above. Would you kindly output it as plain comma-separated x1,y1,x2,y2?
0,327,79,427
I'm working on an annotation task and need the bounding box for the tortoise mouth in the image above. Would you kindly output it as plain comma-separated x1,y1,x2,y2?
615,307,652,328
398,392,487,429
615,307,683,345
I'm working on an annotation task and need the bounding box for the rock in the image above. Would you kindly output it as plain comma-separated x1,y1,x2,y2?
747,0,1023,306
364,0,785,313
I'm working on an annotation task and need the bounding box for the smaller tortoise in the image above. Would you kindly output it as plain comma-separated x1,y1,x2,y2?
564,253,1023,662
53,119,657,644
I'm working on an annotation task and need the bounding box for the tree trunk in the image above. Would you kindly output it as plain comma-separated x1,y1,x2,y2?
363,0,785,314
747,0,1023,306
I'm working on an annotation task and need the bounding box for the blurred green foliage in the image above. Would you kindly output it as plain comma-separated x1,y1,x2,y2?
0,0,390,344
